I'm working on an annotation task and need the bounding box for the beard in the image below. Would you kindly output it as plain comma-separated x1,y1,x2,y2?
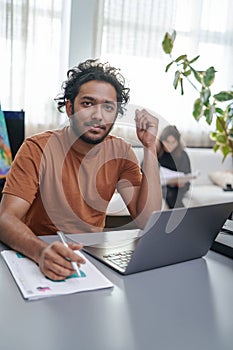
79,130,112,145
70,116,115,145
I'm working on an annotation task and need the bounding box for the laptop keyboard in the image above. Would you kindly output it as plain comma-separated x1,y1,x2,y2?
103,250,134,269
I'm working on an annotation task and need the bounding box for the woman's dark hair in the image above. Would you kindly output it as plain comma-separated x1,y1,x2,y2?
160,125,181,143
54,59,130,116
158,125,183,157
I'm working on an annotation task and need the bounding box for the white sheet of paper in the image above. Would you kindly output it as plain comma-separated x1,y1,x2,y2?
160,166,199,185
1,250,113,300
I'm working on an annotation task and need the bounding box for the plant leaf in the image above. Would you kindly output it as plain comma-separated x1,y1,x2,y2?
213,143,220,152
225,112,233,128
204,106,214,124
175,55,187,62
215,107,224,116
221,145,231,158
216,117,225,132
216,134,227,143
193,98,203,120
189,55,200,64
173,71,180,89
214,91,233,102
201,88,211,105
228,107,233,118
190,67,202,84
171,30,176,41
183,70,191,77
165,61,174,72
210,131,217,140
228,128,233,138
162,32,174,54
180,78,184,95
203,66,216,87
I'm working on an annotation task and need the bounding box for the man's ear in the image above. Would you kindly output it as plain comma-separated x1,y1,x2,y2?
65,100,73,118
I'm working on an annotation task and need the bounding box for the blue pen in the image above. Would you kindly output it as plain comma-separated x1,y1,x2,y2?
57,231,81,277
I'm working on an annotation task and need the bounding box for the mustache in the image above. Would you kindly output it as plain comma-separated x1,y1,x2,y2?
84,120,107,130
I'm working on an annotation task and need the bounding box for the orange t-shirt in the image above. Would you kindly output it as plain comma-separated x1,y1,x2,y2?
3,127,142,235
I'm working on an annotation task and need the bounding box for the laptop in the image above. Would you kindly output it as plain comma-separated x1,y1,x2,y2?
69,202,233,275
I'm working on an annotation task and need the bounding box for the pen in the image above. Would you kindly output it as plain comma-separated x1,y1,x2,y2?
57,231,81,277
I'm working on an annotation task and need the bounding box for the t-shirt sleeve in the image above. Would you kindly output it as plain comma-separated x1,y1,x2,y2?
3,139,43,204
116,146,142,191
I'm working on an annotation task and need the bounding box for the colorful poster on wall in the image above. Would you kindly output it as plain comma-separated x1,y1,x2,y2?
0,106,12,178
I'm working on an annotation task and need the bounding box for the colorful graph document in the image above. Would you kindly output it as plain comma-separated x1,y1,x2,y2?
1,250,113,300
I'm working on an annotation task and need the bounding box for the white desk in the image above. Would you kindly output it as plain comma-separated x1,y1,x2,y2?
0,237,233,350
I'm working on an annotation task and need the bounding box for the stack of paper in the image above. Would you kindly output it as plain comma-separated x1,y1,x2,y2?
1,250,113,300
160,166,199,186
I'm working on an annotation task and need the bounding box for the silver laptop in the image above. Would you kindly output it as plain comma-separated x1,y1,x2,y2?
69,202,233,275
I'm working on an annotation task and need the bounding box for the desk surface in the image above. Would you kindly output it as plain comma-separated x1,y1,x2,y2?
1,236,233,350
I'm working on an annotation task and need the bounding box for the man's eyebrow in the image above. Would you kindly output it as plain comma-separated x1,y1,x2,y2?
80,96,95,101
103,100,116,105
80,96,116,105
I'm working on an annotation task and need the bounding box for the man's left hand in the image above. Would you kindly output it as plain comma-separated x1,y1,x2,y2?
134,109,159,148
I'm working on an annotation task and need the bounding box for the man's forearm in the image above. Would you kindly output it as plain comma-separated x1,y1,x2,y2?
136,145,162,227
0,213,47,263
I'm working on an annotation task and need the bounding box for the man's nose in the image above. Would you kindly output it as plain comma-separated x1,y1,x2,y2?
91,104,103,120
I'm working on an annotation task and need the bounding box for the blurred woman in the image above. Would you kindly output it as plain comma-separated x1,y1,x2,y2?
157,125,191,208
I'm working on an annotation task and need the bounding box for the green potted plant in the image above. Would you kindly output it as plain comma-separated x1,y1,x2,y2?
162,30,233,160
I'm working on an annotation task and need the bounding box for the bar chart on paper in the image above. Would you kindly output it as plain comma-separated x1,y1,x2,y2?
1,250,113,300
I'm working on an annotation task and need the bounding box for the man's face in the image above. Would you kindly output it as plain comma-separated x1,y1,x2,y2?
66,80,118,144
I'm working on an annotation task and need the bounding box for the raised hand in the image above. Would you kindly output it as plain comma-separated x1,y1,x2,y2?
134,109,159,148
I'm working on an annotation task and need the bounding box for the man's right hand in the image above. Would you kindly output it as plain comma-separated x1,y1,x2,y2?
38,241,86,280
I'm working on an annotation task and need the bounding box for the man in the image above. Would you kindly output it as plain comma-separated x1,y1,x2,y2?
0,59,162,280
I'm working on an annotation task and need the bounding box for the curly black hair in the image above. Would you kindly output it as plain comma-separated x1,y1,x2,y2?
54,59,130,116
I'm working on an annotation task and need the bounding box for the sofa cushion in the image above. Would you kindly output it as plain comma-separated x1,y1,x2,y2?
209,171,233,188
183,184,233,207
185,148,233,186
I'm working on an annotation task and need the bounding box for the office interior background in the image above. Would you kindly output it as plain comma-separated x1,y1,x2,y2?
0,0,233,147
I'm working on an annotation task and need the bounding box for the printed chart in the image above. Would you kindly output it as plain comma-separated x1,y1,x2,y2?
1,250,113,300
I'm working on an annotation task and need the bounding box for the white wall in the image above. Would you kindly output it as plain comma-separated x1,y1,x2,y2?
68,0,100,67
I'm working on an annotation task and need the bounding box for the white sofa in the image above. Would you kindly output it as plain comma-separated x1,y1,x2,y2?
106,146,233,218
183,148,233,207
